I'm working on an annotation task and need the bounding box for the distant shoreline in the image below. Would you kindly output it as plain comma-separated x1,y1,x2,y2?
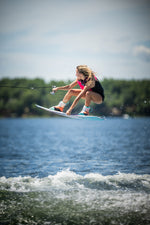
0,78,150,117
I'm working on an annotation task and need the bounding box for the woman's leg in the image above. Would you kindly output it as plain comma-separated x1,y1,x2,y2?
79,91,103,115
54,89,85,112
85,91,103,106
63,89,85,103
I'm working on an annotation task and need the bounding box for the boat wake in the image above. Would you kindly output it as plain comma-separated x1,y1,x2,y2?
1,170,150,225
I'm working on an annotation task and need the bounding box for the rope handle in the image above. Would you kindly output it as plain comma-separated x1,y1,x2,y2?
50,86,56,95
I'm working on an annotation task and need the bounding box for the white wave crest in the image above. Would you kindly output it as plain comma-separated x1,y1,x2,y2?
0,170,150,213
0,170,150,193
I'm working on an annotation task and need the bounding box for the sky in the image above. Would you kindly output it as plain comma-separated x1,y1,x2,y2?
0,0,150,81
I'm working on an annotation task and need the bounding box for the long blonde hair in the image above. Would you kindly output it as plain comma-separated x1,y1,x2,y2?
76,65,95,81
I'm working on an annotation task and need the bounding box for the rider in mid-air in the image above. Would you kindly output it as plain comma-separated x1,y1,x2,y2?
52,65,105,116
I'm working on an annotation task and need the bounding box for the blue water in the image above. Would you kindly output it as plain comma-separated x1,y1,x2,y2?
0,118,150,225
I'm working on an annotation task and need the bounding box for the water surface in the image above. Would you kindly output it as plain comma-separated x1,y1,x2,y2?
0,118,150,224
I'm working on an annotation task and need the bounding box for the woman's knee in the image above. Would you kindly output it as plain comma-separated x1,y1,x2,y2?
85,91,91,98
67,89,74,95
67,89,79,96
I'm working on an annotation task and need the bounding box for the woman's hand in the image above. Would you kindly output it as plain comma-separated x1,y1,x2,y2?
52,87,58,93
66,108,72,115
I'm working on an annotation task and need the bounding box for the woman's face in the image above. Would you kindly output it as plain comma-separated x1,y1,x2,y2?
76,69,85,80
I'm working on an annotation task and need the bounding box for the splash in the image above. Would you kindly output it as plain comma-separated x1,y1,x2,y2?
1,171,150,225
1,170,150,193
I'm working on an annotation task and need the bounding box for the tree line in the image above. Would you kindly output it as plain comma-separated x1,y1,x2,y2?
0,78,150,117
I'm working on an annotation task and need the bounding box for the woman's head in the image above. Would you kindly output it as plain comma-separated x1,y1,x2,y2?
76,65,94,80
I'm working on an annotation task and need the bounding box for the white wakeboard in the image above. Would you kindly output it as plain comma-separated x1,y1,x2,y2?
35,104,105,120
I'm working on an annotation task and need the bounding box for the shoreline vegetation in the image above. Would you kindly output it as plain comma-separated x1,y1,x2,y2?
0,78,150,118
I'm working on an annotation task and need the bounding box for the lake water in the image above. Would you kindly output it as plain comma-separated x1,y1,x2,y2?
0,117,150,225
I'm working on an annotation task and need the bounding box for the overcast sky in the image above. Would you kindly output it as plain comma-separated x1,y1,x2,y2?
0,0,150,81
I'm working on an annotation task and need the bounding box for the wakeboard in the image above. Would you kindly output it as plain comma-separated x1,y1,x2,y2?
35,104,105,120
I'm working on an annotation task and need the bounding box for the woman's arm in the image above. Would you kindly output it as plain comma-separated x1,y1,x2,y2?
66,86,89,115
53,80,78,92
